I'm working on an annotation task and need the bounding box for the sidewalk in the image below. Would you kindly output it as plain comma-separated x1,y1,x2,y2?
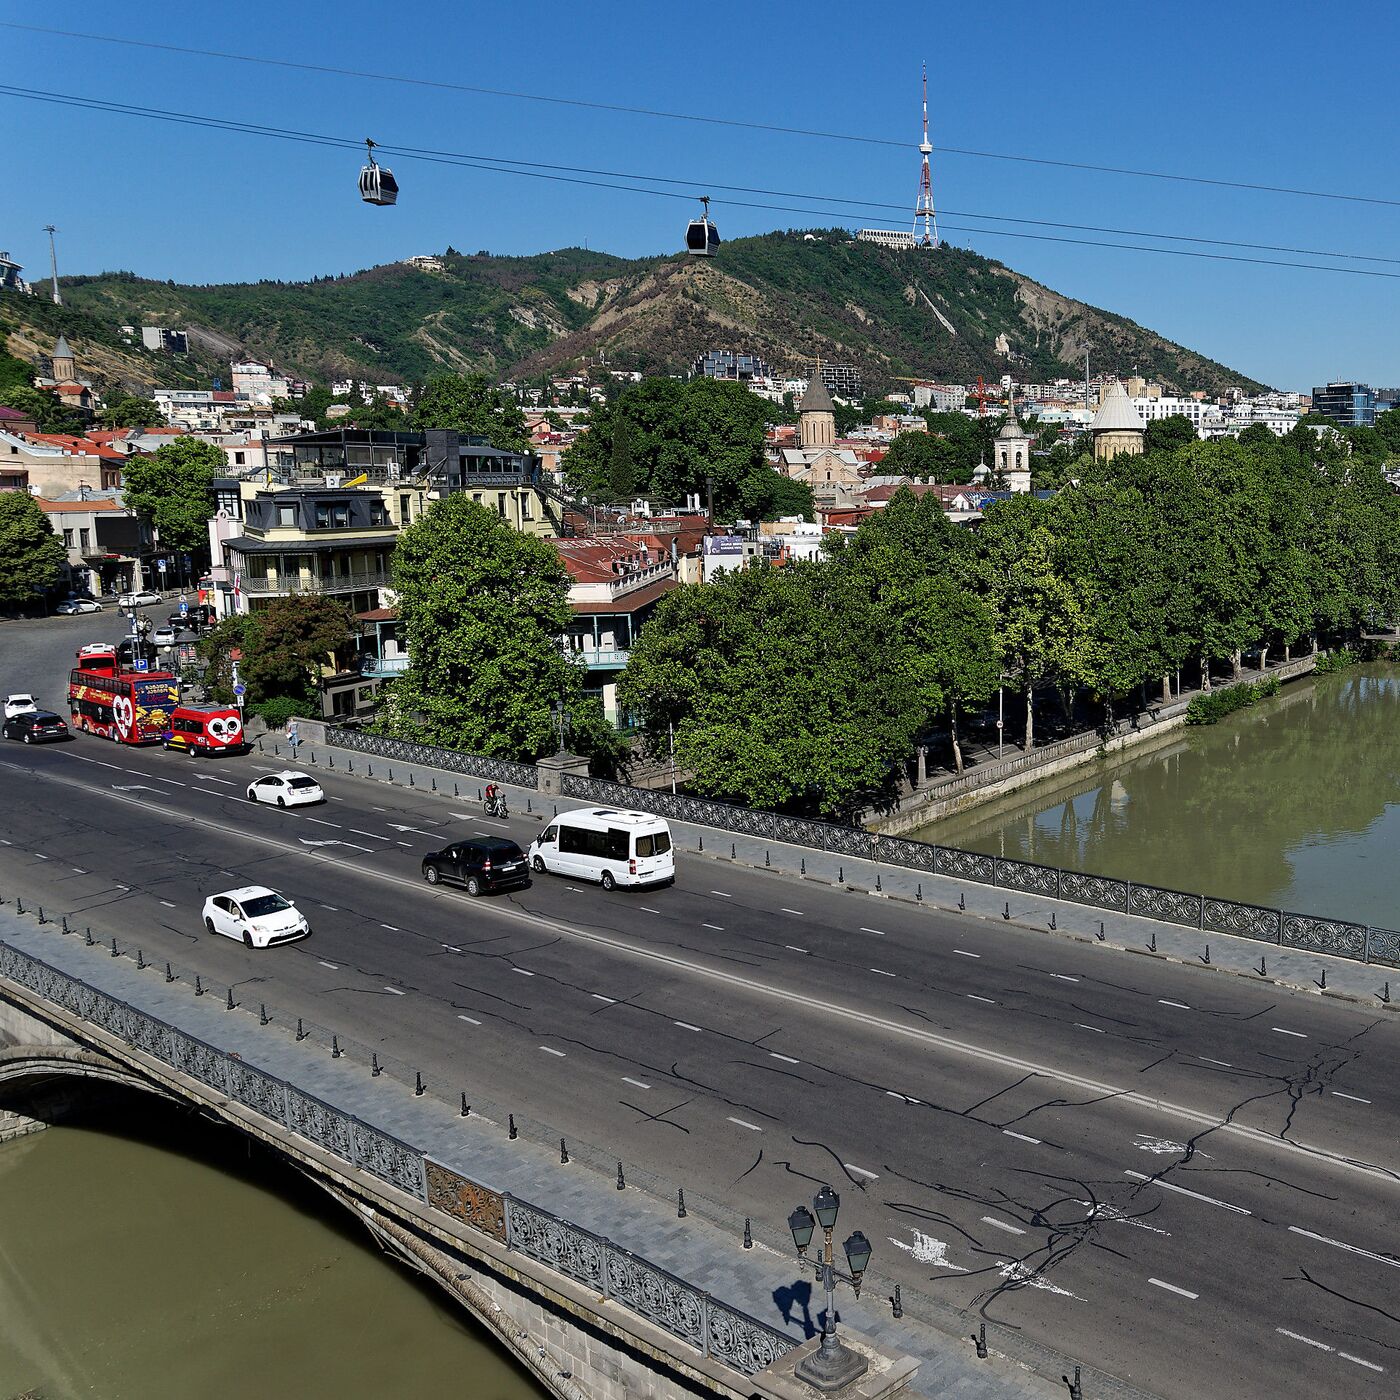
0,905,1082,1400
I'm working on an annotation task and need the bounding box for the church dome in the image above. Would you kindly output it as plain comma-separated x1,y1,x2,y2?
1091,380,1145,434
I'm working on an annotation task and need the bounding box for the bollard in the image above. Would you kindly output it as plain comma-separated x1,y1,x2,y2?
509,1114,518,1140
677,1188,687,1219
310,751,316,764
839,866,845,884
559,1137,568,1163
61,914,70,934
1258,956,1267,977
1003,901,1010,921
477,787,483,801
698,835,703,852
801,857,806,875
461,1094,470,1118
1049,911,1057,930
1097,920,1105,941
349,758,354,774
195,974,205,996
14,897,22,916
974,1323,988,1359
372,1052,382,1077
766,849,771,868
743,1217,753,1249
328,754,333,769
136,949,146,970
85,925,94,945
453,781,459,798
917,882,922,901
1381,981,1391,1004
431,777,436,791
110,937,120,957
891,1284,903,1319
368,763,373,778
296,1017,308,1041
1316,968,1327,990
259,1003,269,1026
37,905,46,924
731,842,736,859
1065,1365,1083,1400
959,891,965,911
617,1161,626,1191
415,1070,425,1096
388,768,394,783
1201,945,1211,966
165,961,174,983
332,1035,342,1058
876,872,882,891
226,986,235,1010
1148,932,1157,953
526,798,532,814
409,772,414,787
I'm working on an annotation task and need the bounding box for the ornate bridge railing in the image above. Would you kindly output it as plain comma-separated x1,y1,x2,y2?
0,941,794,1376
319,728,1400,970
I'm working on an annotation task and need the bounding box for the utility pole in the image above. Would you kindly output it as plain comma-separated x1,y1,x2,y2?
43,225,62,306
1083,344,1092,412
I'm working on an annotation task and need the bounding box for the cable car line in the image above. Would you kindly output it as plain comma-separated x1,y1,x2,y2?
2,84,1397,281
7,20,1400,211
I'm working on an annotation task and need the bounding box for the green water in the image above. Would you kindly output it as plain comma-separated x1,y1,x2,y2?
916,666,1400,927
0,1105,541,1400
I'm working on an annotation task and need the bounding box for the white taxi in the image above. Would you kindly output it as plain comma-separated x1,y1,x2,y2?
202,886,310,947
245,770,325,807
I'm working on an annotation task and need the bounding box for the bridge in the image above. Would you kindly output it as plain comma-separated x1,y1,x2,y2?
2,722,1399,1400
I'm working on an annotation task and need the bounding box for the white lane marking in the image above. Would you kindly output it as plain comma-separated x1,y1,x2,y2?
781,907,804,916
71,867,86,874
146,775,186,787
844,1163,879,1180
621,1076,651,1090
1197,1057,1233,1067
442,945,462,953
1288,1226,1400,1270
710,890,732,898
1159,999,1190,1009
159,900,175,908
996,1261,1084,1299
1003,1130,1042,1145
539,1046,566,1057
701,922,725,931
513,968,535,977
396,841,412,848
1331,1091,1371,1103
33,853,49,859
769,1052,800,1064
981,1216,1026,1235
318,960,340,970
193,774,235,786
859,926,887,936
785,945,809,953
1276,1328,1333,1352
1273,1027,1307,1038
0,838,9,844
886,1091,922,1104
1075,1023,1105,1033
869,967,896,977
674,1021,702,1032
1052,973,1080,982
457,1014,481,1026
728,1116,763,1131
640,906,662,914
1338,1352,1385,1373
1136,1135,1192,1155
371,806,388,812
383,986,405,996
380,923,399,931
320,904,339,911
967,993,997,1004
888,1230,968,1270
591,993,616,1004
306,817,340,828
1124,1169,1250,1215
1148,1278,1198,1300
567,886,581,892
954,949,980,958
350,829,392,841
1076,1202,1170,1235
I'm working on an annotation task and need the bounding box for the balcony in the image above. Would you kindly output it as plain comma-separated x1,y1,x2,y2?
574,648,631,671
360,654,411,678
241,570,393,596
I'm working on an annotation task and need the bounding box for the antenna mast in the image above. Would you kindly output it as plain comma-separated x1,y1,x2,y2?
913,66,939,249
43,225,62,305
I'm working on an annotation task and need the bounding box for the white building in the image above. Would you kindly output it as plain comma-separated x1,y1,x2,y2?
231,360,291,404
1130,395,1226,437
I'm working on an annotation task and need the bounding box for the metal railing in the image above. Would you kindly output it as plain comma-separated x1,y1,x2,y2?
240,571,393,596
0,939,793,1377
321,727,1400,970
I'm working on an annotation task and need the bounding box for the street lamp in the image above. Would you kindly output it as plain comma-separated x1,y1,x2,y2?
786,1186,870,1392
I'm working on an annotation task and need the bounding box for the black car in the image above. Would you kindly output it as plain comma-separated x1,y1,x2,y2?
3,710,70,743
422,837,530,896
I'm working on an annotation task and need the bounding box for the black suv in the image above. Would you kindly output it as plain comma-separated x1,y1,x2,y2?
3,710,70,743
422,837,529,896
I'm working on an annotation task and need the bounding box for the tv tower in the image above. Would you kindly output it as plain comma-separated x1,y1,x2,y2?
913,65,939,249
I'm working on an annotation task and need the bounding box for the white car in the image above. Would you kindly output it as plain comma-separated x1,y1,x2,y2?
150,625,178,647
246,770,325,807
202,886,310,947
57,598,103,615
4,694,37,721
119,589,161,608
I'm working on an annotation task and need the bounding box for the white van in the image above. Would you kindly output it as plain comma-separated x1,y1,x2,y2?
528,807,675,890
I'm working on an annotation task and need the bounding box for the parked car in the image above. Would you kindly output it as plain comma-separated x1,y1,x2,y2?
4,694,37,721
422,837,530,896
3,710,69,743
57,599,103,615
118,589,161,608
150,625,178,648
527,808,674,890
202,886,309,947
245,770,325,807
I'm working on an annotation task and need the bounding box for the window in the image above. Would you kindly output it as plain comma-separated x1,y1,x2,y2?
559,824,627,861
79,528,90,549
234,451,246,466
399,493,412,524
369,501,389,527
521,493,533,521
497,493,508,517
277,503,297,528
62,528,74,548
636,831,671,857
314,501,351,529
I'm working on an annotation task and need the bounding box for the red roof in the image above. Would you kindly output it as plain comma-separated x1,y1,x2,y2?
25,433,125,461
555,538,660,584
0,405,29,421
35,497,125,513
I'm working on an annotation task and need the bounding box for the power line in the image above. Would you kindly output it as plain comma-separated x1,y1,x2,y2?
9,20,1400,211
2,83,1398,284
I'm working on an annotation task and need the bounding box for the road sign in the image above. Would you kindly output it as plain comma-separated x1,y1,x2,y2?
134,659,149,672
157,559,167,572
179,600,188,615
233,683,246,697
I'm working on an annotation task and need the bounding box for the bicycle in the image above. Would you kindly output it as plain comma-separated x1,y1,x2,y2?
483,793,510,819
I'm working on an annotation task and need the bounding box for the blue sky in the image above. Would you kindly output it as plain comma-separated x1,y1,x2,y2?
4,1,1397,390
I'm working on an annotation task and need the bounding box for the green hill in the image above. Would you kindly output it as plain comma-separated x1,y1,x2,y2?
4,232,1267,396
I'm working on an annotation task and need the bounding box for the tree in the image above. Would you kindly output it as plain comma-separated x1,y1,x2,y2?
608,408,637,502
345,392,411,431
381,494,578,757
240,596,356,708
0,351,33,396
880,431,955,479
765,473,815,522
121,436,225,563
197,615,255,703
99,395,164,429
0,384,87,434
0,492,67,609
1235,423,1276,450
415,373,528,450
1144,415,1197,454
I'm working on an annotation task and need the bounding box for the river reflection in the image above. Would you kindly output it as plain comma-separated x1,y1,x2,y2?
919,666,1400,926
0,1093,542,1400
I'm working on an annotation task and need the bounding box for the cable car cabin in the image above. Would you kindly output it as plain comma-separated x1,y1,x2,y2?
686,196,720,256
358,160,399,206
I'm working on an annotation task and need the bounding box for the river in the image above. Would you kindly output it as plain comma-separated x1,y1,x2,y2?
916,665,1400,928
0,1093,542,1400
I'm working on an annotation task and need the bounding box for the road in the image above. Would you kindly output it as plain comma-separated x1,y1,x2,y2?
2,618,1398,1399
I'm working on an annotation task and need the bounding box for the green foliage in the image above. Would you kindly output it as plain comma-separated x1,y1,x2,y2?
1143,415,1197,454
99,395,164,429
197,615,254,703
248,695,304,728
0,492,68,608
0,351,33,395
880,431,950,479
1313,648,1359,675
241,596,356,707
122,436,225,561
1185,675,1281,725
0,383,87,433
380,493,578,758
415,373,528,449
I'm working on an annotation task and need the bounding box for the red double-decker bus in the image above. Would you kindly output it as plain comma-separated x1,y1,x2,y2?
68,646,179,745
